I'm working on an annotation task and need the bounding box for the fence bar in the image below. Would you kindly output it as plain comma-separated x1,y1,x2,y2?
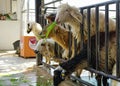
86,68,120,82
74,39,77,56
95,6,100,70
41,61,95,86
36,53,43,66
68,26,72,59
54,43,59,58
116,2,120,77
44,0,62,6
80,9,84,50
87,8,92,66
70,76,94,86
80,0,116,9
105,4,109,73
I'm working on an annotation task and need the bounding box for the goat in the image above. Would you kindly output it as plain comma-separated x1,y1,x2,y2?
27,22,42,41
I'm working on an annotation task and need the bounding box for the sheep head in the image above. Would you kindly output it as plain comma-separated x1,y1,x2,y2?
55,3,82,24
34,39,54,55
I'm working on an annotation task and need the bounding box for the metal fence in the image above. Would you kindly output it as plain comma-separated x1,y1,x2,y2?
80,0,120,80
37,0,120,86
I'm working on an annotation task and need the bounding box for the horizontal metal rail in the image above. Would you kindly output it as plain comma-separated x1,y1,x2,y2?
80,0,119,9
40,61,95,86
44,0,62,6
86,68,120,82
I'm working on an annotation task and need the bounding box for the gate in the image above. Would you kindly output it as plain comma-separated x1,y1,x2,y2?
36,0,120,86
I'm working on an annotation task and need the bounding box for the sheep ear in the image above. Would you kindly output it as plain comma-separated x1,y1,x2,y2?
70,10,82,23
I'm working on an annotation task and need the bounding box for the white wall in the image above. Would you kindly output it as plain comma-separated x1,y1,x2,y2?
0,21,20,50
0,0,10,14
0,0,22,50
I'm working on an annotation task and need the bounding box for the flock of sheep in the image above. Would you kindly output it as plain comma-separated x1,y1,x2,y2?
27,3,118,86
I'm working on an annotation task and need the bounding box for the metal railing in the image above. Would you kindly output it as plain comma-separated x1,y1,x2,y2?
79,0,120,85
37,0,120,86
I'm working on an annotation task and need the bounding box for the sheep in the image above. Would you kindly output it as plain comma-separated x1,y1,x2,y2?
27,22,42,41
34,39,62,64
55,3,116,43
40,23,83,78
53,3,117,85
54,31,116,86
44,14,84,78
40,23,77,59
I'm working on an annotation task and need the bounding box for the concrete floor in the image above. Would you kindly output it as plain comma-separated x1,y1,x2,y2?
0,50,52,86
0,50,114,86
0,50,93,86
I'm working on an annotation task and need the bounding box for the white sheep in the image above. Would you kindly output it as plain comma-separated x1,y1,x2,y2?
55,3,116,43
27,22,42,41
34,39,55,64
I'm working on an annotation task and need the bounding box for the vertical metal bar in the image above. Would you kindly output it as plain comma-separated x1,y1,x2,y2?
95,6,100,70
36,53,43,66
54,42,58,58
105,4,109,73
87,8,91,66
116,2,120,77
74,39,77,56
68,26,72,59
35,0,41,23
80,8,84,50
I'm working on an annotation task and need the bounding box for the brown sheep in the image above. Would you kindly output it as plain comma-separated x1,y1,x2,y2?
40,23,82,78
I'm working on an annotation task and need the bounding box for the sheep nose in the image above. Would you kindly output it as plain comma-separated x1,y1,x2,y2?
34,50,39,54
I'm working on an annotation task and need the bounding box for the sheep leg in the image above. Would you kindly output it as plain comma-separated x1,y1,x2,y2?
59,44,88,76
